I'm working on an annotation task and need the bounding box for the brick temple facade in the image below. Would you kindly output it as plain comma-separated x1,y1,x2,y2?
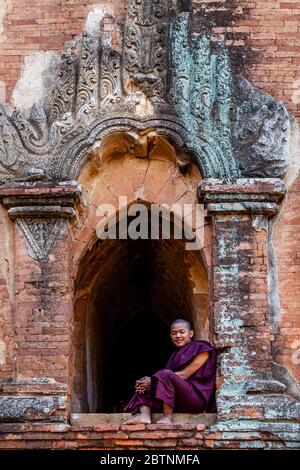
0,0,299,450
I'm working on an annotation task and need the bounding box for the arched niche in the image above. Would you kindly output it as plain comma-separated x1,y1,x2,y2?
72,222,209,413
70,132,211,413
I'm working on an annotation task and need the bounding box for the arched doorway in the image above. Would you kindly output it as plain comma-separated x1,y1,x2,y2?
104,310,172,412
72,218,210,413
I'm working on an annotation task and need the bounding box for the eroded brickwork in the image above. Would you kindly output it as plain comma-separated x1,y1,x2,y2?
0,421,299,450
0,1,299,123
273,174,300,383
192,0,300,123
0,0,299,451
0,0,127,102
0,206,14,380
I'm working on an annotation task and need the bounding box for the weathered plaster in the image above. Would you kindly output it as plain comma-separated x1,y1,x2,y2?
284,117,300,190
0,395,67,422
268,117,300,341
0,205,14,306
268,222,281,334
0,0,7,35
85,5,114,36
12,52,60,115
0,340,5,365
272,362,300,401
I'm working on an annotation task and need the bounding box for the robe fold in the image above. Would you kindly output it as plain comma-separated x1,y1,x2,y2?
124,340,217,414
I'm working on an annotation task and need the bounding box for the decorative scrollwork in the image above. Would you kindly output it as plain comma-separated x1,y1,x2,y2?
49,48,77,125
100,32,123,107
76,32,99,121
124,0,168,99
0,1,291,184
11,104,49,155
17,217,66,261
169,13,240,179
0,105,30,183
233,77,290,178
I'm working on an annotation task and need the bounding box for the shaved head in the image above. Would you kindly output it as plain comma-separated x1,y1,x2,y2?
170,318,192,330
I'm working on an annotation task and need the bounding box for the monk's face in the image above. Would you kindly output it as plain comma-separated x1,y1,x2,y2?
170,323,194,348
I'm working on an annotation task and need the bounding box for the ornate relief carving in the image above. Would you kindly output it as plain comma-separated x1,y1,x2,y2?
0,0,291,185
49,47,77,125
100,33,123,107
0,105,31,182
76,32,99,121
17,217,66,261
124,0,168,100
0,395,66,422
233,77,290,178
0,182,79,261
169,14,239,179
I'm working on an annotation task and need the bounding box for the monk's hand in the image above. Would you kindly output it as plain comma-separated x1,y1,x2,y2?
175,371,188,380
135,376,151,393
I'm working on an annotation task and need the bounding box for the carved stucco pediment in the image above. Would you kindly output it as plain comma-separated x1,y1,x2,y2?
0,0,290,184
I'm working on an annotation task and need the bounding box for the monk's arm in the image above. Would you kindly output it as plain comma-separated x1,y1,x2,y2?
175,352,209,380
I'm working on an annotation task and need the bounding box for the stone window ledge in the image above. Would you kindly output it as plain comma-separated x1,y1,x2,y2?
70,413,217,428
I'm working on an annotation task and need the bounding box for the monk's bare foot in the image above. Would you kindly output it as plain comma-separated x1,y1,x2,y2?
156,415,173,424
124,413,151,425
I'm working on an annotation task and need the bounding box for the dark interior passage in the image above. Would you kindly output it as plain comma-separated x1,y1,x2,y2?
103,311,173,412
73,225,209,413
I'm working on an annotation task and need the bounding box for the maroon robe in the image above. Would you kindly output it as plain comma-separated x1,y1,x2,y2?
124,340,217,414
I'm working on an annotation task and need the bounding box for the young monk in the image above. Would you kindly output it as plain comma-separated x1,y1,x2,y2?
124,318,217,424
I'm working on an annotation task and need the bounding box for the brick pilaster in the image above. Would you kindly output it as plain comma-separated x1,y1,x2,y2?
0,181,80,422
198,178,288,415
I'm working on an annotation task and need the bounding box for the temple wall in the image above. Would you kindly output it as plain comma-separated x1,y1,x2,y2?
0,206,14,380
0,0,299,449
273,173,300,386
1,418,298,450
71,142,209,412
0,0,299,393
192,0,300,125
0,1,299,123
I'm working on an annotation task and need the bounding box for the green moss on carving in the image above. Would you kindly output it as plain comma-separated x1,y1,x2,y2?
169,13,240,179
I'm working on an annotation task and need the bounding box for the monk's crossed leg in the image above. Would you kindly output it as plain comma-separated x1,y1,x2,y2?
154,369,206,412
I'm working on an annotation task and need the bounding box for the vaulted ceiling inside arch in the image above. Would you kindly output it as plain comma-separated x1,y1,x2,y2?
75,235,208,344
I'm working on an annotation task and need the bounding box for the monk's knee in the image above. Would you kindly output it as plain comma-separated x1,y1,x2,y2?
155,369,176,382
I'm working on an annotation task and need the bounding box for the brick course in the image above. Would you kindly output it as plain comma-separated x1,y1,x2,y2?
273,175,300,382
0,1,299,124
0,0,299,450
0,421,298,449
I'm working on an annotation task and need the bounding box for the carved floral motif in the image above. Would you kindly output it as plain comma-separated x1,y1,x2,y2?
0,0,291,183
17,218,66,261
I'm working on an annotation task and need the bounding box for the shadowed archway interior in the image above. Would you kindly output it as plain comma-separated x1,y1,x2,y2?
104,310,172,412
73,220,209,413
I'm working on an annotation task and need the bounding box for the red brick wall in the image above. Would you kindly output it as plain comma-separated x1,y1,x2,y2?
0,207,14,379
0,421,297,450
0,0,300,125
0,1,299,124
0,0,127,101
273,174,300,382
0,0,299,383
192,0,300,125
